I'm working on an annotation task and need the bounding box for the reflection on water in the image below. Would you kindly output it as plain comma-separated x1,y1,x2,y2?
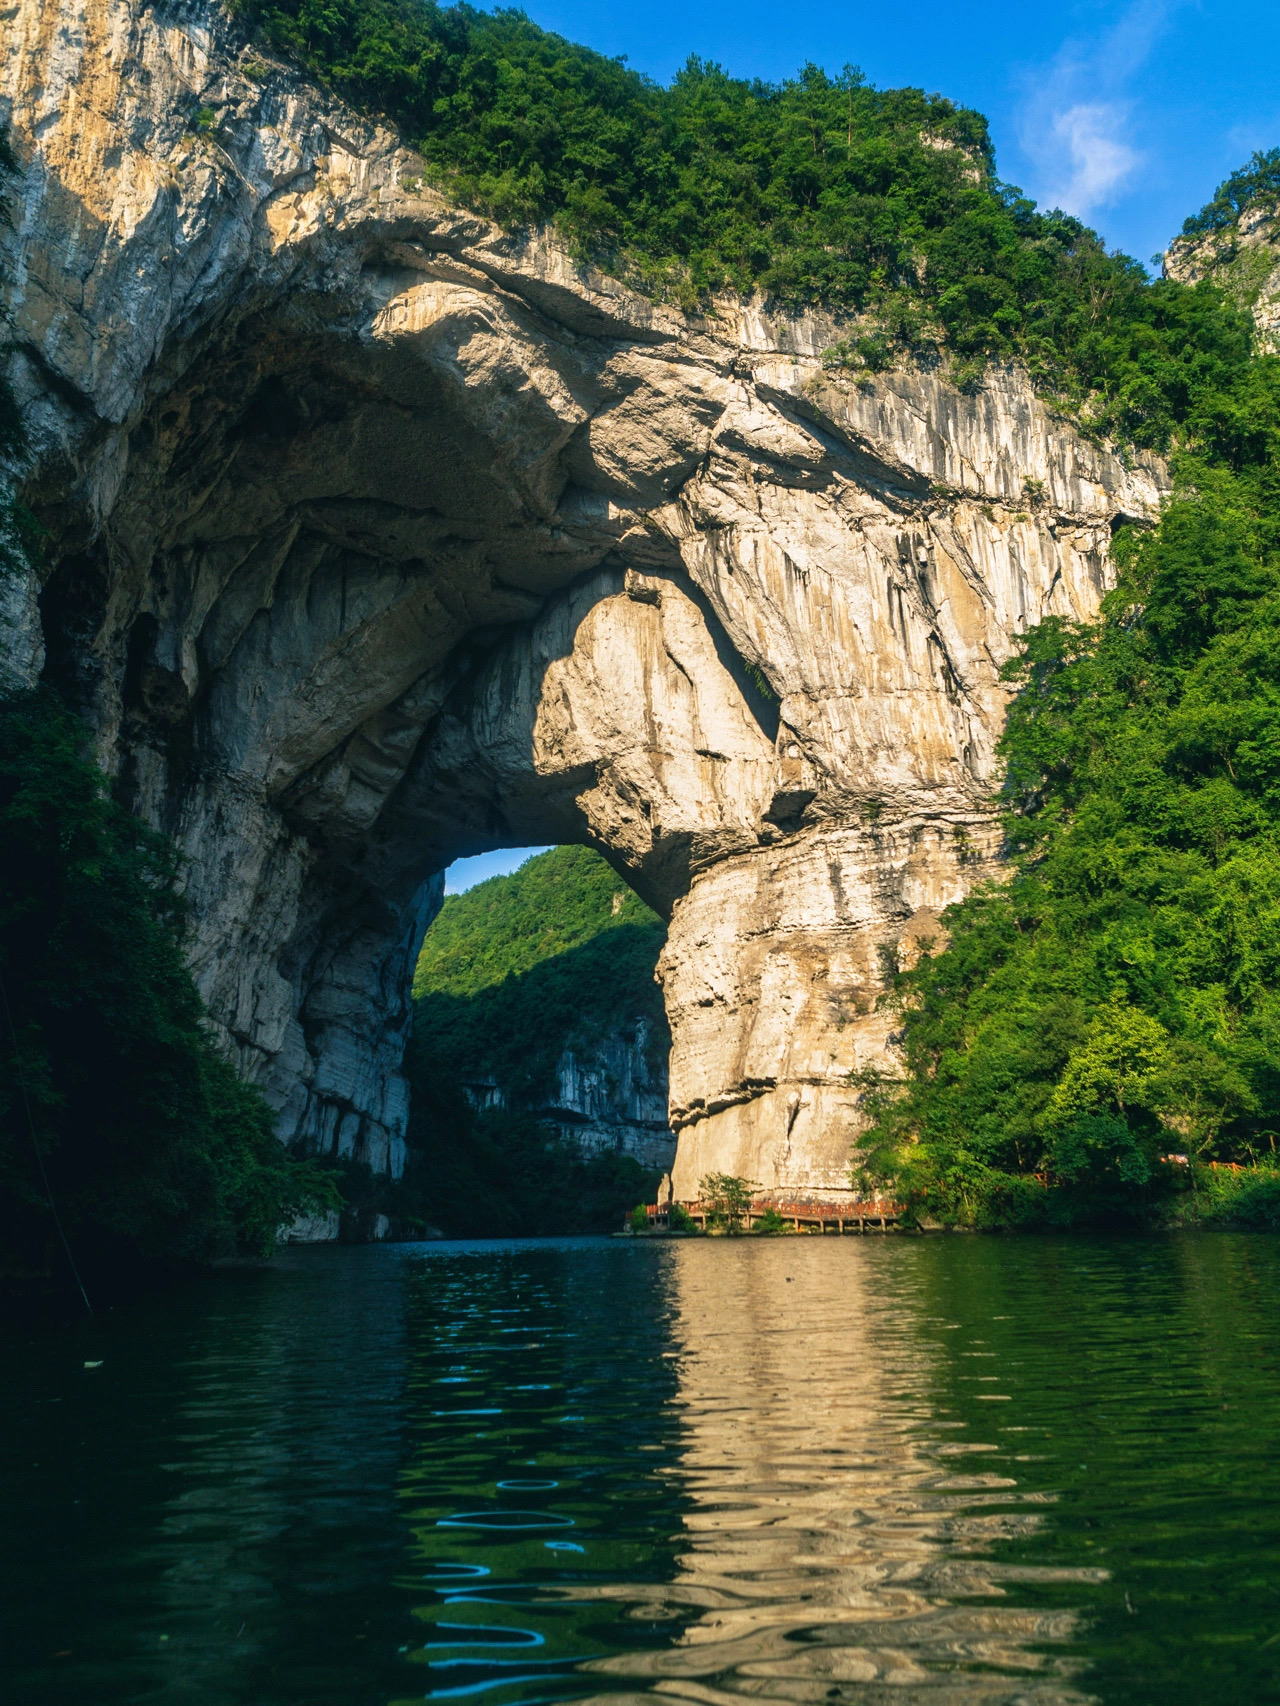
3,1236,1280,1706
396,1245,691,1706
576,1241,1095,1705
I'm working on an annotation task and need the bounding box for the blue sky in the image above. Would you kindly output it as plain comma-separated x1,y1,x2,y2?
442,1,1274,895
524,0,1279,268
445,847,552,892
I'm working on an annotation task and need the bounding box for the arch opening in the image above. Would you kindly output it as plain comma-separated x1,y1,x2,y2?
395,842,673,1237
4,14,1161,1214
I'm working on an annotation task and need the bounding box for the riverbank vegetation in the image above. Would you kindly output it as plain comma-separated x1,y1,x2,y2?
407,848,664,1234
0,134,335,1296
857,162,1280,1230
0,692,337,1291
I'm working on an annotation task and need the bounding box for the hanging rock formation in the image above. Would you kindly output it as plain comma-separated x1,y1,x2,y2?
1,0,1165,1199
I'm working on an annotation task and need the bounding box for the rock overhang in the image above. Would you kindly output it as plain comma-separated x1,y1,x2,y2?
2,0,1168,1192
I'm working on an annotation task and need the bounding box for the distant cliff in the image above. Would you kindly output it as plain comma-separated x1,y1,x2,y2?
410,848,674,1171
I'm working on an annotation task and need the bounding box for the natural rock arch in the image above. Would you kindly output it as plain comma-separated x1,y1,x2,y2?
1,0,1164,1198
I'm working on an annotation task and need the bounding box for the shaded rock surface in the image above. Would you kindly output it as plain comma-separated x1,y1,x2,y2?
2,0,1165,1197
462,1019,675,1172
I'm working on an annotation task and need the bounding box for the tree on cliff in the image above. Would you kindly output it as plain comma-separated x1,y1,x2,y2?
233,0,1255,448
857,162,1280,1228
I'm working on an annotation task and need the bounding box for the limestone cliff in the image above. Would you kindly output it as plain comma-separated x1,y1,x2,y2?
546,1023,673,1170
1165,200,1280,351
463,1022,674,1172
1,0,1165,1200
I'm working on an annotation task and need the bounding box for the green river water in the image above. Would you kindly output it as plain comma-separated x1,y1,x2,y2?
2,1234,1278,1705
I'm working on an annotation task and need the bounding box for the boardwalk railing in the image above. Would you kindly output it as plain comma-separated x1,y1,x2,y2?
645,1196,904,1233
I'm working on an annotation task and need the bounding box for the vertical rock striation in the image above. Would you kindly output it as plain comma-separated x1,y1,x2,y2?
461,1021,675,1173
546,1022,674,1171
1,0,1166,1197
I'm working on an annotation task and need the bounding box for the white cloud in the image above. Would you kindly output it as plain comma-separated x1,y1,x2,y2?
1040,102,1142,216
1015,0,1182,220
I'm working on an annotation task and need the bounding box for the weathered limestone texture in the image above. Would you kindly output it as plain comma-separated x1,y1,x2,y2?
460,1019,675,1171
549,1023,674,1170
2,0,1165,1197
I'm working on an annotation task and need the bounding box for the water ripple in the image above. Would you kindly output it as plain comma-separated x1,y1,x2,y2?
5,1236,1280,1705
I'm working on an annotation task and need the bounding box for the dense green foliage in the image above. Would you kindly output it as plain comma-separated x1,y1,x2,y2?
415,917,667,1102
412,845,665,1103
698,1171,755,1233
408,847,666,1233
1167,1163,1280,1230
0,692,336,1284
234,1,1259,449
414,842,659,997
860,289,1280,1224
408,1080,658,1238
1182,148,1280,238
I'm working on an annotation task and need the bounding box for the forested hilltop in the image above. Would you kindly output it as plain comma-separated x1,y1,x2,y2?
407,848,666,1235
237,0,1259,448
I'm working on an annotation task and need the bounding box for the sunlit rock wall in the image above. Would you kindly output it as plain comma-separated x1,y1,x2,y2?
2,0,1164,1196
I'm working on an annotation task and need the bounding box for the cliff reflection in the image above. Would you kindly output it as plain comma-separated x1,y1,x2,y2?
8,1236,1280,1706
580,1241,1098,1706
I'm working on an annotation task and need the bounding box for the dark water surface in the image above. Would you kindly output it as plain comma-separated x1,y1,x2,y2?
2,1235,1279,1705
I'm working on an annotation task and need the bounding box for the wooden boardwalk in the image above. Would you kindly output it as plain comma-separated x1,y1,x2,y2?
646,1197,903,1233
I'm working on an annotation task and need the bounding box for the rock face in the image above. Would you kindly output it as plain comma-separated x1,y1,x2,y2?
463,1020,675,1172
548,1022,673,1170
1165,200,1280,351
1,0,1166,1199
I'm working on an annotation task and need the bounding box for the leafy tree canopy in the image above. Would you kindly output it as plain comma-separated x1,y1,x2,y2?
234,1,1259,448
409,847,666,1233
1182,148,1280,239
859,342,1280,1226
412,845,666,1108
413,843,658,999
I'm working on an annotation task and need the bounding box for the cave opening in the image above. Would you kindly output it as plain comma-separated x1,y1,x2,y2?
10,115,1113,1234
349,841,675,1239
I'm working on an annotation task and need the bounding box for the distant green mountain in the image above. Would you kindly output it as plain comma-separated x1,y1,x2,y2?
413,844,661,999
406,847,668,1236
